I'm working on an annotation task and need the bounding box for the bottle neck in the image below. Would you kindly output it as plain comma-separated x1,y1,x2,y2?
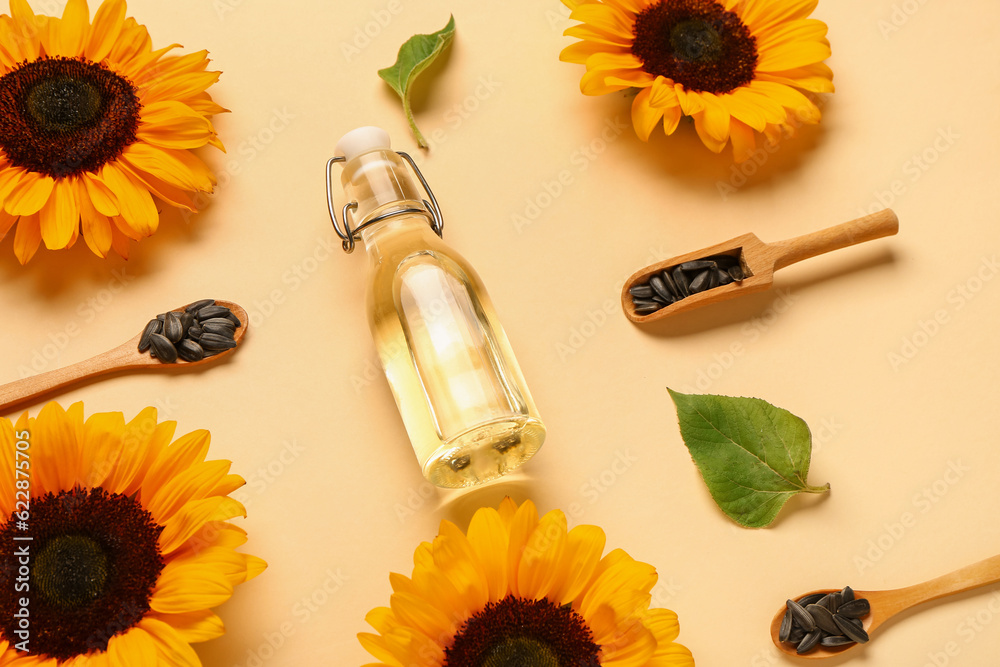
359,212,439,257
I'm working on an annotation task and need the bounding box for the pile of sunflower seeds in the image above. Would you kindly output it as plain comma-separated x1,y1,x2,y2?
780,586,871,654
629,254,746,315
138,299,240,363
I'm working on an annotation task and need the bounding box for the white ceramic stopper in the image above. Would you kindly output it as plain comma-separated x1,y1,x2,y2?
335,126,391,162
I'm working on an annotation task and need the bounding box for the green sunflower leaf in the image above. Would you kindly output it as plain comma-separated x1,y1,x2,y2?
667,389,830,528
378,15,456,148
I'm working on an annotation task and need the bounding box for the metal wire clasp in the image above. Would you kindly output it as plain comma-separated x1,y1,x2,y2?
325,152,444,253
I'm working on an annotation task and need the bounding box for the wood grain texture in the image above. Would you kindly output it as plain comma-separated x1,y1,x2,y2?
0,300,248,415
622,209,899,324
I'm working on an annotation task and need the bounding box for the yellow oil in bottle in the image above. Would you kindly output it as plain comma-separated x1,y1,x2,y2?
335,127,545,488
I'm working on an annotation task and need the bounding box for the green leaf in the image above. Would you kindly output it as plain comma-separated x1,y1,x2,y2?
667,389,830,528
378,15,456,148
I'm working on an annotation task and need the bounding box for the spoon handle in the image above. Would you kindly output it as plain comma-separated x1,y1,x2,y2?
768,209,899,271
880,554,1000,617
0,340,143,414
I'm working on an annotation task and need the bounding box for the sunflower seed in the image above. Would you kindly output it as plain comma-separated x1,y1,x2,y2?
688,270,713,293
671,266,690,298
778,610,793,642
632,299,661,310
163,312,184,343
728,265,746,281
797,593,826,607
188,325,203,339
715,268,734,285
837,598,870,619
138,319,162,352
786,599,816,632
660,269,681,298
820,635,854,647
148,333,178,363
629,284,654,299
833,615,869,644
226,311,242,327
806,604,840,635
796,629,823,654
202,320,236,337
841,586,855,603
679,259,717,272
185,298,215,313
649,274,673,302
196,305,231,321
634,304,661,315
176,338,205,362
199,332,238,351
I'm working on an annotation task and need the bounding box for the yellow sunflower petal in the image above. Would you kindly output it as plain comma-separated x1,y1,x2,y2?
12,213,41,264
357,632,405,667
742,0,819,32
560,38,621,65
389,591,454,644
107,627,158,667
108,219,132,258
46,0,90,57
137,617,201,667
85,0,126,61
78,409,126,488
0,418,16,515
631,87,663,142
141,428,211,503
147,609,225,644
649,642,695,667
6,173,55,217
696,93,732,143
99,162,159,237
8,0,40,62
579,548,658,622
580,67,632,96
158,496,246,555
599,619,658,666
505,499,539,597
661,105,682,135
551,523,607,604
755,18,829,55
150,563,234,614
756,37,831,72
31,402,81,494
466,505,509,602
118,161,200,213
137,100,216,149
564,24,633,48
147,459,232,523
756,61,834,93
730,118,758,162
0,209,16,241
79,192,114,258
101,407,173,495
142,70,222,106
752,80,821,123
569,3,635,41
39,177,79,250
432,521,489,611
517,509,568,601
121,143,216,193
80,172,121,217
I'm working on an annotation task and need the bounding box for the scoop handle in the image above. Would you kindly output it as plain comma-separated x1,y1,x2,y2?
768,209,899,271
879,553,1000,618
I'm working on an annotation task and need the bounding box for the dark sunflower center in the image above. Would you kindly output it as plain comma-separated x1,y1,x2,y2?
631,0,758,94
444,596,601,667
34,535,109,607
0,487,164,661
0,57,140,178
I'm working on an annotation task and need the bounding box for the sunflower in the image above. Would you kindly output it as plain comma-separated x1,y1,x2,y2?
0,0,225,263
359,498,694,666
0,402,265,665
560,0,834,162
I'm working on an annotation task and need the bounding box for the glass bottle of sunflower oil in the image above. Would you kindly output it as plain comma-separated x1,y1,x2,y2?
327,126,545,488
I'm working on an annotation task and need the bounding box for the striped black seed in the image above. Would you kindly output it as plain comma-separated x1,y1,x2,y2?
806,604,840,635
199,332,238,350
837,598,870,619
728,265,746,281
778,610,793,642
202,321,236,337
148,333,177,363
185,298,215,313
786,599,816,632
796,629,823,654
179,311,194,331
679,259,717,272
797,593,826,607
632,298,661,309
649,274,673,301
833,615,869,644
688,270,713,293
715,268,734,285
671,266,690,298
226,311,242,327
138,319,161,352
660,269,681,298
176,338,205,362
196,305,231,321
629,284,654,298
187,325,203,339
820,635,855,647
841,586,855,603
635,304,661,315
156,313,165,322
163,312,184,343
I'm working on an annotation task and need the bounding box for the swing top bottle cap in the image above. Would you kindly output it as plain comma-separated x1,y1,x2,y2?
336,126,391,162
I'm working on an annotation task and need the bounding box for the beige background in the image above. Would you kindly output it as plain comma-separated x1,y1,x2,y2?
3,0,1000,664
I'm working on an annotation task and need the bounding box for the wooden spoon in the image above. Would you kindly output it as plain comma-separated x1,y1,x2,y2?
622,209,899,323
0,300,248,414
769,553,1000,659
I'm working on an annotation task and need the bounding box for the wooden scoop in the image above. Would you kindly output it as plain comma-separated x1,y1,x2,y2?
622,209,899,323
769,553,1000,659
0,300,248,414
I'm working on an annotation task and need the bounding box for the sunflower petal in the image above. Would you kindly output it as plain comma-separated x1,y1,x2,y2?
729,118,758,163
141,429,212,503
743,0,819,32
100,162,159,237
631,87,662,142
86,0,126,61
505,499,539,597
7,173,55,217
49,0,90,57
0,209,17,241
39,177,79,249
569,3,636,41
137,617,201,667
12,213,41,264
147,609,225,644
466,506,509,602
517,509,568,601
138,100,216,149
122,143,216,193
79,192,114,258
107,628,159,667
147,459,232,523
150,563,234,614
0,419,16,515
158,496,246,555
81,172,121,216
